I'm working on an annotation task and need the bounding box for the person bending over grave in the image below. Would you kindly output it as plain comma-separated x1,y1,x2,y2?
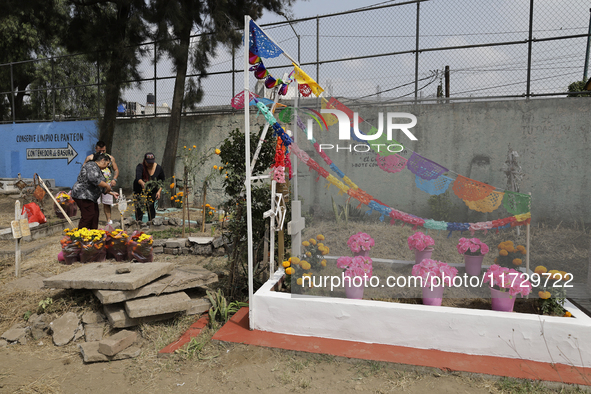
73,153,119,230
83,140,119,225
133,152,164,222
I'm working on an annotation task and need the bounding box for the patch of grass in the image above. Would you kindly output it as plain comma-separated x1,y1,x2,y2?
148,227,186,239
495,378,552,393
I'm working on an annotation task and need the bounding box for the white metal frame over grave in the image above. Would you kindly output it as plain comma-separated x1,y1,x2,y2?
243,17,591,367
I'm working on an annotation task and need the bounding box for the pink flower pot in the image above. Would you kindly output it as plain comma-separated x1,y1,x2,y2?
422,284,444,306
414,247,434,265
344,277,365,299
464,254,484,276
354,250,370,258
490,287,516,312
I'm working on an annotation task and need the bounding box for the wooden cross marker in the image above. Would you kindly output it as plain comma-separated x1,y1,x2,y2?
288,200,305,258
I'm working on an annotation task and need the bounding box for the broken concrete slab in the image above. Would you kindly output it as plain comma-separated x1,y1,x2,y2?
1,324,27,343
103,304,178,328
153,239,166,247
188,236,214,245
165,238,188,248
81,311,106,325
186,297,211,316
0,272,47,294
163,247,179,255
0,339,7,347
153,246,164,254
93,266,218,304
99,330,137,356
43,262,174,290
212,237,224,249
51,312,80,346
73,324,85,342
192,244,213,255
125,292,191,318
29,313,51,340
79,342,141,363
84,323,104,342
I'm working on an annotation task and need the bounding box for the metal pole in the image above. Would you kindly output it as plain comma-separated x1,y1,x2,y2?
154,42,157,117
52,58,56,120
244,15,254,330
414,2,420,100
10,63,15,123
584,8,591,81
316,16,320,83
232,45,235,99
445,65,450,102
526,0,534,97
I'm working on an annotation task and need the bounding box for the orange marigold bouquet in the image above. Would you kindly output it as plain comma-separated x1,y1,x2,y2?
127,231,154,263
106,229,129,261
494,240,526,268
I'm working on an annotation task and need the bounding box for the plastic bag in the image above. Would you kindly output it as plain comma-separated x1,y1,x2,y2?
54,191,77,219
60,237,80,265
106,229,129,261
22,202,46,224
127,231,154,263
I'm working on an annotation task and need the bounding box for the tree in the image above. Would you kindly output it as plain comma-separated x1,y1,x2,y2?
146,0,295,196
64,0,149,151
0,0,68,120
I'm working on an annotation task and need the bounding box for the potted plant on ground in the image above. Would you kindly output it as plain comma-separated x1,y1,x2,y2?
483,264,532,312
457,237,489,276
336,255,373,299
408,231,435,264
347,232,374,257
411,258,458,306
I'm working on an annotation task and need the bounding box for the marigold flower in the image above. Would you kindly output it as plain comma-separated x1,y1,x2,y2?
301,261,311,270
296,278,303,286
193,145,196,148
317,234,325,241
215,149,221,155
170,197,174,201
564,311,572,317
321,260,327,267
499,249,509,256
512,258,522,266
539,291,551,299
170,183,175,189
188,148,191,151
302,241,310,247
282,261,290,268
560,271,569,280
290,257,300,265
309,238,317,245
305,252,311,257
322,247,329,255
534,266,547,274
172,175,175,178
548,270,561,280
214,165,218,169
183,146,186,149
285,267,294,275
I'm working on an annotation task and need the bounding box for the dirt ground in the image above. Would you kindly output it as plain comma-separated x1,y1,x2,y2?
0,195,588,393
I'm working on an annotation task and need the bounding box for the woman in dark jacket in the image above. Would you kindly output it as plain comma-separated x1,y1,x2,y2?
133,152,165,221
72,153,119,229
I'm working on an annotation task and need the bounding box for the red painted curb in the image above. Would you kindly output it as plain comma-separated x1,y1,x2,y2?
158,314,209,355
213,307,591,386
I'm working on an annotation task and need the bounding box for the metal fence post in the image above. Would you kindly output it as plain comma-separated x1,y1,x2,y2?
414,1,420,100
526,0,534,97
154,42,157,117
316,16,320,83
232,45,235,99
52,58,56,121
10,63,15,123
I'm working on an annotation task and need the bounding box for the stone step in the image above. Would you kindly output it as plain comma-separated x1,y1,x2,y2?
125,292,191,318
93,266,218,304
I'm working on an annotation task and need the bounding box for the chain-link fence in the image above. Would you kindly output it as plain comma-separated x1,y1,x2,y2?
2,0,591,123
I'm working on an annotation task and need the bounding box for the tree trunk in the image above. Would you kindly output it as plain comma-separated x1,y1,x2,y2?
161,35,190,202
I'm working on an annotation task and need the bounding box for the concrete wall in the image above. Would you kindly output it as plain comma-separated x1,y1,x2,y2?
110,98,590,223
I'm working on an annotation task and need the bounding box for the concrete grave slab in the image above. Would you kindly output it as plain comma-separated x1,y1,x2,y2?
81,311,106,325
165,238,188,248
99,329,137,356
79,342,141,363
125,292,191,318
93,266,218,304
188,236,214,245
103,304,178,328
43,262,174,290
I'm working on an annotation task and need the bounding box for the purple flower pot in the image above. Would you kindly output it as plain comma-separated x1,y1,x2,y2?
414,247,434,265
490,287,516,312
344,277,365,299
422,284,444,306
464,254,484,276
